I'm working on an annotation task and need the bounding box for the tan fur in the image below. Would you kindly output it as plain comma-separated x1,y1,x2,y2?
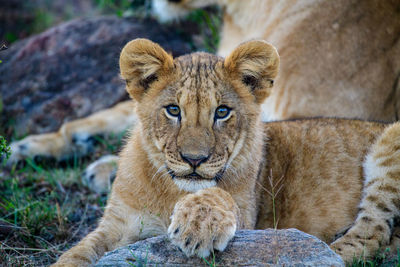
83,155,119,194
7,101,136,164
53,39,400,266
153,0,400,121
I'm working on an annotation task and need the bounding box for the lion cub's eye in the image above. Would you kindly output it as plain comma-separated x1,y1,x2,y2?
165,105,181,117
215,106,231,120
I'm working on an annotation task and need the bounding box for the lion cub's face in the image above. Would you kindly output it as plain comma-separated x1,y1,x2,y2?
144,53,244,191
120,39,279,192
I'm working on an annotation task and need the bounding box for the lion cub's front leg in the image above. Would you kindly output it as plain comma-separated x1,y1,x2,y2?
168,187,240,258
52,194,167,267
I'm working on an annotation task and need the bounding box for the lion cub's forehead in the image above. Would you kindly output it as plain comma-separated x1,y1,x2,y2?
173,52,225,103
175,52,223,72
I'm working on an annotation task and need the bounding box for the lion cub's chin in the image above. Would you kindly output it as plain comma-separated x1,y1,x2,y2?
173,178,217,192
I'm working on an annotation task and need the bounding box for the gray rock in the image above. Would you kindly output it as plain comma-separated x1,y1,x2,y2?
96,229,344,267
0,16,194,137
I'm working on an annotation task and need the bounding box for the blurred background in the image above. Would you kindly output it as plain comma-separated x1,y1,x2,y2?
1,0,220,47
0,0,221,139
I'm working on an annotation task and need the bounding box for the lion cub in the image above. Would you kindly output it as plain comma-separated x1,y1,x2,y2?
53,39,400,266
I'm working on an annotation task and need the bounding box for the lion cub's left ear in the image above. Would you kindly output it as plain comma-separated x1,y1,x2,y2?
120,38,174,101
224,40,279,104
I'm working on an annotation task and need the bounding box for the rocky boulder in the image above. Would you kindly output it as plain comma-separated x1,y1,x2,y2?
95,229,344,266
0,16,194,137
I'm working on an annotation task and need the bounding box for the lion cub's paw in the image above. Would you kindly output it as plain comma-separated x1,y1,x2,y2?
168,189,237,258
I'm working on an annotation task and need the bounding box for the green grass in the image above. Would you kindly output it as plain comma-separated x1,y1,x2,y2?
0,160,107,265
95,0,152,18
0,132,125,266
93,130,127,155
0,135,10,160
202,250,218,267
349,248,400,267
127,245,150,266
187,8,222,53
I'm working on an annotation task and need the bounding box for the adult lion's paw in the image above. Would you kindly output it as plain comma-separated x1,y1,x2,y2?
168,188,237,258
330,236,362,263
82,155,118,194
330,217,391,263
6,133,62,167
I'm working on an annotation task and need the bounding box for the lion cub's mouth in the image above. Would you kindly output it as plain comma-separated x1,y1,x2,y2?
185,172,203,180
167,168,225,181
168,170,206,180
166,168,223,192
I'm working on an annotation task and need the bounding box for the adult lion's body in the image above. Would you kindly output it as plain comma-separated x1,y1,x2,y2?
154,0,400,121
53,39,400,266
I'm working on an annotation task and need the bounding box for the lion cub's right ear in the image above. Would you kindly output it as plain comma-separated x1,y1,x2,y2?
119,38,174,101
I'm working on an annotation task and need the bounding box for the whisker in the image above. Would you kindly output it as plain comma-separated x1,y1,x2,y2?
223,164,239,188
150,165,167,183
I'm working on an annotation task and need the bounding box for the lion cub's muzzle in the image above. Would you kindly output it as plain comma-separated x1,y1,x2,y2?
166,150,226,179
167,158,226,192
166,142,228,192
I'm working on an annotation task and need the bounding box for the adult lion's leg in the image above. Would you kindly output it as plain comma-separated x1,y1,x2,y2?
82,155,119,194
6,101,136,166
52,194,167,266
7,132,67,165
331,123,400,262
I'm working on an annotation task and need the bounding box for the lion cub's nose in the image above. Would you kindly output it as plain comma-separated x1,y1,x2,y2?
180,153,209,168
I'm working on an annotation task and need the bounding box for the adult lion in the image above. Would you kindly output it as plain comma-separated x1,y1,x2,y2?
153,0,400,121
